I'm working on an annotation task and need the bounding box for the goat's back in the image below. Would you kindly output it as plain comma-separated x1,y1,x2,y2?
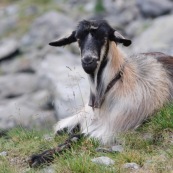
139,52,173,99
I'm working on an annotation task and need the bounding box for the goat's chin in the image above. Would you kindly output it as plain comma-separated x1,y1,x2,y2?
82,64,97,74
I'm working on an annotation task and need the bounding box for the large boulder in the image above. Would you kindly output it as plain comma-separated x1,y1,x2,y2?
136,0,173,18
0,74,40,99
0,39,20,60
131,14,173,55
0,55,35,74
105,0,140,32
125,19,152,38
0,16,18,37
38,49,89,119
21,11,74,51
0,90,56,130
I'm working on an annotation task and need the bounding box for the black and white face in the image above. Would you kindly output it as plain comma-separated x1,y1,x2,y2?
49,20,131,75
75,20,111,74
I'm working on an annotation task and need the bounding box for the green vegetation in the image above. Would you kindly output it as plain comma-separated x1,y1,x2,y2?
0,103,173,173
95,0,105,13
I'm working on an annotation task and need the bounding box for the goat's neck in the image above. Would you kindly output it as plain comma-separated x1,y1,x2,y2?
88,42,125,107
102,43,125,88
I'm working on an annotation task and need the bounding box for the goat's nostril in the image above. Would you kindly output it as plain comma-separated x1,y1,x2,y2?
83,57,94,64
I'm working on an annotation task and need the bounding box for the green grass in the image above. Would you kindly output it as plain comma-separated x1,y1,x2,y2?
0,103,173,173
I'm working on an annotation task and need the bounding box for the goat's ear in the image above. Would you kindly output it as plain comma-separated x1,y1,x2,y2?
110,31,132,47
49,31,77,47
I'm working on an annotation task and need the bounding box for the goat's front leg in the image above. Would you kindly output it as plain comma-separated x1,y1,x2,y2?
28,134,84,167
54,104,93,135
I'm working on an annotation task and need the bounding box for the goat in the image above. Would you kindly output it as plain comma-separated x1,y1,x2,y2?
29,19,173,167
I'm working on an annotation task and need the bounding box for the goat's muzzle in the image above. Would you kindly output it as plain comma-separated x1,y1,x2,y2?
82,57,97,74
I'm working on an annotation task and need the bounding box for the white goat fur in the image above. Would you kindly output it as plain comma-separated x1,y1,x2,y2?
54,42,173,145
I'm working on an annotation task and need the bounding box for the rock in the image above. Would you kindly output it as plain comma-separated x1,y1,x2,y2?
0,16,18,37
84,1,95,12
111,145,124,152
4,4,19,16
123,162,140,169
132,14,173,55
95,147,112,153
125,19,152,38
143,133,153,140
0,151,8,156
96,145,124,153
21,11,74,51
43,134,54,141
39,166,55,173
38,51,89,119
136,0,173,18
91,156,115,166
25,5,38,16
105,1,140,31
0,54,36,75
0,39,20,61
28,90,53,110
0,74,40,99
0,91,56,130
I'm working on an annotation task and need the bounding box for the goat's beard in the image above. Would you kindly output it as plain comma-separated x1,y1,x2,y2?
82,61,97,74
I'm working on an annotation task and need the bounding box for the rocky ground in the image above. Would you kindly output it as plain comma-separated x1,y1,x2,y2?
0,0,173,130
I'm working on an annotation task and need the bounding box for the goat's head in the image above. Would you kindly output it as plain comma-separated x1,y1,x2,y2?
49,20,131,74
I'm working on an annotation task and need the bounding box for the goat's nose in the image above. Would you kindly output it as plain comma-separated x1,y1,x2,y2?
83,57,93,64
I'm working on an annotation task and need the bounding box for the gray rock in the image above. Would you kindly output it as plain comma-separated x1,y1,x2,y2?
132,14,173,55
136,0,173,18
0,16,18,37
96,145,124,153
0,74,40,99
43,134,54,141
91,156,115,166
95,147,112,153
84,1,95,12
105,1,140,31
0,55,35,74
0,151,8,156
143,133,153,140
0,39,19,60
123,162,140,169
0,91,56,130
39,166,55,173
4,5,19,16
125,19,152,38
21,11,74,51
25,5,38,16
111,145,124,152
38,51,89,119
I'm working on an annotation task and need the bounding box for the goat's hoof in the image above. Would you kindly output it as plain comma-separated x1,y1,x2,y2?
68,125,80,135
28,149,55,168
56,128,68,136
56,125,80,136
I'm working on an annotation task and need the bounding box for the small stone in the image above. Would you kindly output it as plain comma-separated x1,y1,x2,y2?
91,156,115,166
70,137,78,142
0,151,8,156
111,145,124,152
43,134,53,141
123,162,140,169
40,166,55,173
95,147,112,153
